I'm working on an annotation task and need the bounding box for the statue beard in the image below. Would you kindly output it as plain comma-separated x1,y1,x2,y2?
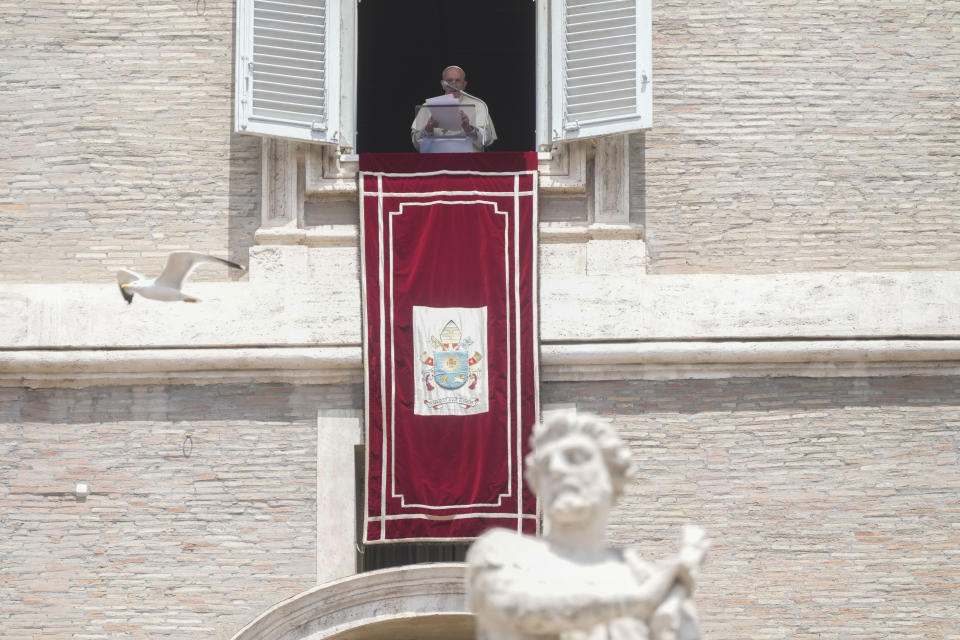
545,485,611,527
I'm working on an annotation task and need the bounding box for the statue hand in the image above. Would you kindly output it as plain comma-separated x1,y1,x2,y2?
677,525,710,590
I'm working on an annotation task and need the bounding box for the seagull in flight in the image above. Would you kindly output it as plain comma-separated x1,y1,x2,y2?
117,251,245,304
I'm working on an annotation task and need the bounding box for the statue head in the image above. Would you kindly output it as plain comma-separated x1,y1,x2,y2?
525,412,635,528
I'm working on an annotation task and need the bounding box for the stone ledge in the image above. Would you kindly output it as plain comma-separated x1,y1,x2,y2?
541,340,960,381
540,223,644,243
0,346,361,387
255,224,358,247
304,144,589,196
6,340,960,388
5,271,960,349
254,222,644,247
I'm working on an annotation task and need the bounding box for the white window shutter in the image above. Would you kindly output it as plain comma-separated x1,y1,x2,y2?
235,0,341,145
550,0,652,143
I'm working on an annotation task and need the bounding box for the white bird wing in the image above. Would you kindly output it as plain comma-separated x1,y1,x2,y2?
154,251,245,290
116,268,146,304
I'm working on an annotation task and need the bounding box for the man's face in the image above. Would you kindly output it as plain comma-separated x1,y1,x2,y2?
441,69,467,96
533,433,613,526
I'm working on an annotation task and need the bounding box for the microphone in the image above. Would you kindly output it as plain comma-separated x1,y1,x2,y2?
439,82,488,148
442,81,480,101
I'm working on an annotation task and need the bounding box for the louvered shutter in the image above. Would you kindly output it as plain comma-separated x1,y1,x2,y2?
550,0,652,142
235,0,342,144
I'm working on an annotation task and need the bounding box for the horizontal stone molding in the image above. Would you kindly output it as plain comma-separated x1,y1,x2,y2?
0,346,362,388
542,340,960,366
255,224,359,247
540,340,960,381
540,222,644,242
304,144,589,197
5,340,960,387
230,564,471,640
254,222,643,248
7,272,959,348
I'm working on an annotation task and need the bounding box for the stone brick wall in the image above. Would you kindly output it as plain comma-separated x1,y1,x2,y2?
3,376,957,638
3,1,957,283
637,0,959,274
544,376,960,639
0,382,360,639
0,0,260,283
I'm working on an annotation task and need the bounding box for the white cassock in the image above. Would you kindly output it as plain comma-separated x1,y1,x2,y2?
411,94,497,152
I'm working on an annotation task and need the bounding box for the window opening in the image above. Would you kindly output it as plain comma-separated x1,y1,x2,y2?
356,0,536,153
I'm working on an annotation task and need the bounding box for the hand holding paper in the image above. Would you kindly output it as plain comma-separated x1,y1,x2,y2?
424,93,463,131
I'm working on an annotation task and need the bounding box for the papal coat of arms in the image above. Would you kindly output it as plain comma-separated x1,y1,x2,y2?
413,307,488,416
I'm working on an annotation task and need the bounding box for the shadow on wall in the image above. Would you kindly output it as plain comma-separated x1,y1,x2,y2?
228,0,262,274
542,375,960,415
8,383,364,424
226,132,261,275
630,132,646,227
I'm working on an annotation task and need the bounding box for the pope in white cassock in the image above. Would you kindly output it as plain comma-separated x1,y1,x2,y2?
411,65,497,152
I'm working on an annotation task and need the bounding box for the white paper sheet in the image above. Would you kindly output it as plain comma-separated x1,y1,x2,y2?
424,94,462,131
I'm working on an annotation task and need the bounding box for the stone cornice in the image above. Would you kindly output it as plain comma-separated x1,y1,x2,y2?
0,346,362,387
253,222,643,248
4,340,960,388
539,340,960,380
303,143,590,197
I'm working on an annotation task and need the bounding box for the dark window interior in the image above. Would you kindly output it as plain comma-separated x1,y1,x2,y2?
360,541,470,572
356,0,536,153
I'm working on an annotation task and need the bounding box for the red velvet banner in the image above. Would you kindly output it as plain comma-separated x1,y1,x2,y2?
360,152,539,543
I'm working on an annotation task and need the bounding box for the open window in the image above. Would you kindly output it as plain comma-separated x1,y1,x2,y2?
235,0,652,150
355,0,536,153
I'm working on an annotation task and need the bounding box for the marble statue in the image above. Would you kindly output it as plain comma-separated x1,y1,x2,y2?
467,411,710,640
